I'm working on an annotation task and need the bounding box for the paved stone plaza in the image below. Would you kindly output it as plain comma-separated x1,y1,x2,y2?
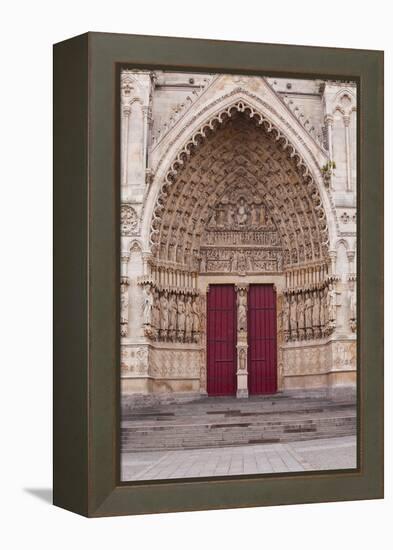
121,394,357,481
122,435,356,481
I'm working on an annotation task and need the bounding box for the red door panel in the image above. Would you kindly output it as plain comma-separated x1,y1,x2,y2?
248,284,277,394
207,285,237,396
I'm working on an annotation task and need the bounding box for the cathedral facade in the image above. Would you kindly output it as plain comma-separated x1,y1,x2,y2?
119,70,357,402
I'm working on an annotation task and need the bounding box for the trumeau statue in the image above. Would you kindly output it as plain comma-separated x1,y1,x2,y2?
237,288,247,332
239,348,247,371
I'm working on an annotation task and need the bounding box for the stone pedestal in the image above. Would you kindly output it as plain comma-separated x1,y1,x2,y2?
236,344,249,398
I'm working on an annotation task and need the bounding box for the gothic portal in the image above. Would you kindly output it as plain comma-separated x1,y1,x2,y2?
120,71,357,401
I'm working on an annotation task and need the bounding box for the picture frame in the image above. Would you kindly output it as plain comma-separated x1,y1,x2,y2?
53,32,383,517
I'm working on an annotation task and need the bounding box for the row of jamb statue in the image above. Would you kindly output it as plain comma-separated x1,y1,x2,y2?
281,283,337,341
141,283,201,343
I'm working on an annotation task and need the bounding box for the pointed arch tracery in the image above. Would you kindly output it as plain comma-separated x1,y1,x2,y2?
149,101,331,273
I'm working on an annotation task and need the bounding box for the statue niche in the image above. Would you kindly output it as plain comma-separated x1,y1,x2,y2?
200,183,283,275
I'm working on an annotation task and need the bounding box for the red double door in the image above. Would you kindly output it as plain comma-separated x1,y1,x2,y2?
207,284,277,396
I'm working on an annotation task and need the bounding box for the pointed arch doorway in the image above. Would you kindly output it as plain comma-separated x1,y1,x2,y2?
206,283,278,397
145,107,331,398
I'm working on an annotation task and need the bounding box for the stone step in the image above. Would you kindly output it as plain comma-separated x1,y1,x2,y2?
122,400,354,420
122,406,354,426
122,413,355,432
121,414,356,451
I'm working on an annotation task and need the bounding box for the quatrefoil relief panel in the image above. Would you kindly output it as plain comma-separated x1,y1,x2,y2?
121,204,139,236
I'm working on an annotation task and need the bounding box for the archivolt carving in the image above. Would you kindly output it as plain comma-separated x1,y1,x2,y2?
150,113,329,268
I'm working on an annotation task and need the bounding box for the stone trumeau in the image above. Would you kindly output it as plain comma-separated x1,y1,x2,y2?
120,70,357,401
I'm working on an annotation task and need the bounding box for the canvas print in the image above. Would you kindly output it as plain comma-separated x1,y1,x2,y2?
119,70,357,481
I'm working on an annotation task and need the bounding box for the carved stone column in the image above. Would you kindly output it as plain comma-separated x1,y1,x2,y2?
199,292,208,395
235,284,249,398
324,114,334,161
347,250,355,276
329,250,337,276
343,114,352,191
120,277,130,337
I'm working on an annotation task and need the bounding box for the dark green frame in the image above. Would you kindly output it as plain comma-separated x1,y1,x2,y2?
53,32,383,517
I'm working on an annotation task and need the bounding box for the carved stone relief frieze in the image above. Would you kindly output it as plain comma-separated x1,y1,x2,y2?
282,344,328,376
199,248,283,275
149,348,201,379
121,345,149,375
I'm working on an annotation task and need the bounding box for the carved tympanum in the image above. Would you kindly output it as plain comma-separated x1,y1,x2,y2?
150,113,329,271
